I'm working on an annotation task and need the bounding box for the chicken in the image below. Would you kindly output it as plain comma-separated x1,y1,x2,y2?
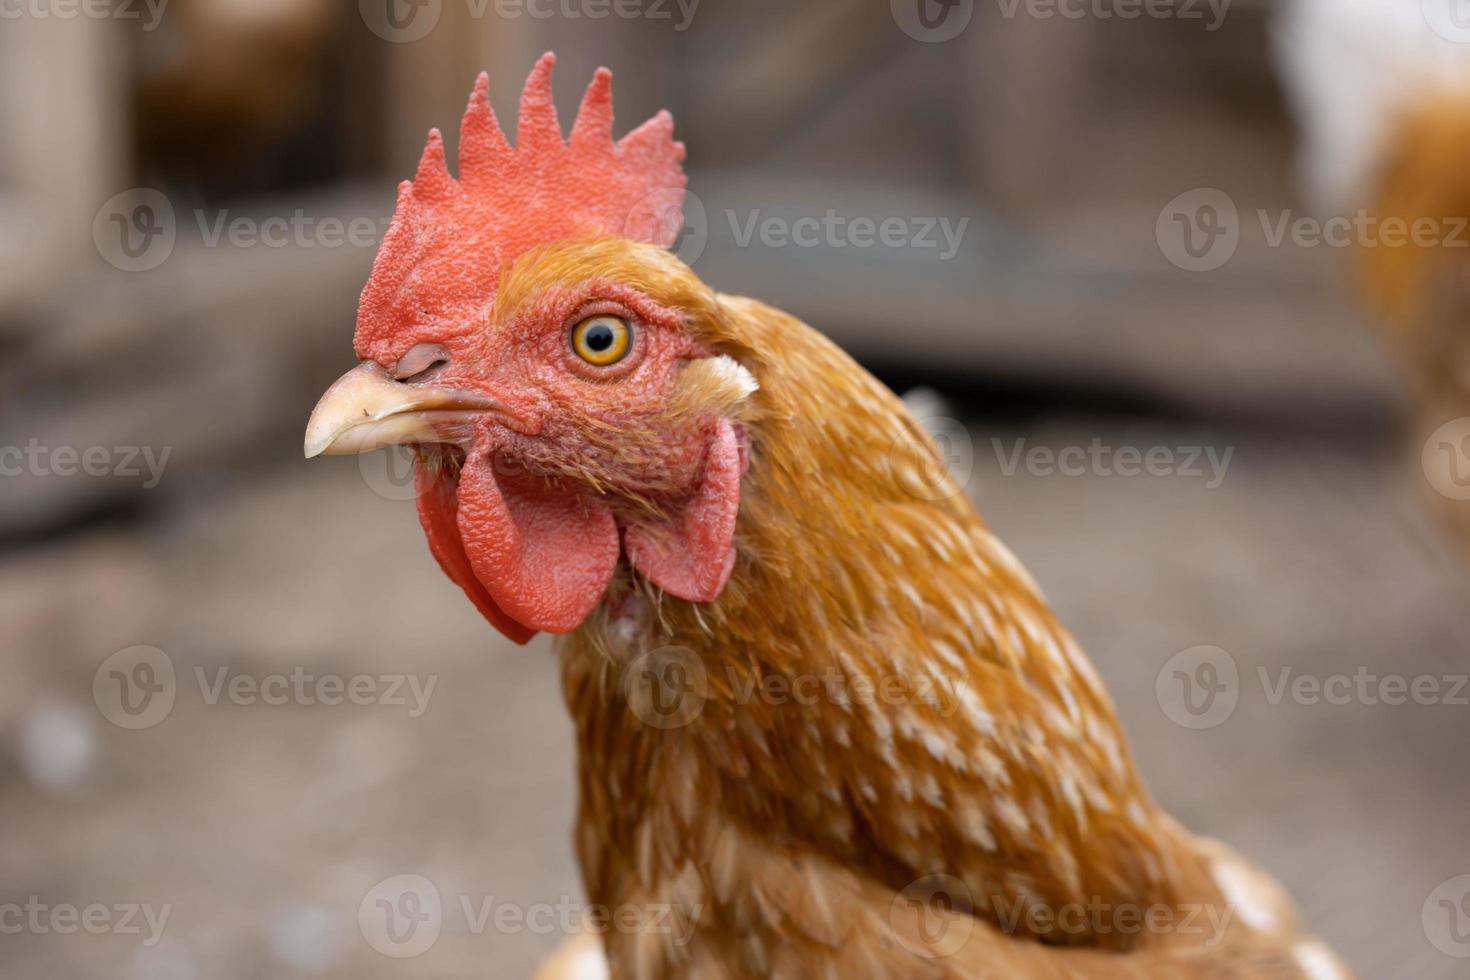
1276,0,1470,550
136,0,339,169
304,54,1351,979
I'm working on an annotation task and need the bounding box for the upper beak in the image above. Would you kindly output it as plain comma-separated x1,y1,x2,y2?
304,361,502,458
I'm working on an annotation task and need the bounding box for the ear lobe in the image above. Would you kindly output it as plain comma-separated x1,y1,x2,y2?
624,418,745,602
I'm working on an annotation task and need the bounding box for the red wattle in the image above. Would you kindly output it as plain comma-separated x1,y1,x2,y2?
624,418,743,602
415,464,536,645
455,452,621,634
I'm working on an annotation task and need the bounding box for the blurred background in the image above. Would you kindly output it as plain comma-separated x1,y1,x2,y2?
3,0,1470,977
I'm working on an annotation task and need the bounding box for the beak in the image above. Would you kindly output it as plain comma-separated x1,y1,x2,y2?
304,361,502,458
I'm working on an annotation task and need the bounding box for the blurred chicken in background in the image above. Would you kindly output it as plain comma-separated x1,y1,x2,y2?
134,0,340,179
1276,0,1470,550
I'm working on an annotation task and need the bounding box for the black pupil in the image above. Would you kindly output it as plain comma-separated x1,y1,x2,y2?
585,322,615,352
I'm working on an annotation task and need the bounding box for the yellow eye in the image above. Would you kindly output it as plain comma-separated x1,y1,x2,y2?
570,315,633,367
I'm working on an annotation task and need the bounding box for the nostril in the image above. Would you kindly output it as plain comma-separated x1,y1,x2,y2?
392,343,451,383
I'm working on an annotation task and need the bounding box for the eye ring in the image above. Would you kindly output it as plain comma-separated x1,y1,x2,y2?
570,315,633,367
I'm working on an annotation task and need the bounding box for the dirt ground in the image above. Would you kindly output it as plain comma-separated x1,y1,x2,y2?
2,414,1469,979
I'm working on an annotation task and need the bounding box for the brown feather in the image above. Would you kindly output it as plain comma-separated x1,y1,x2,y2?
536,241,1349,978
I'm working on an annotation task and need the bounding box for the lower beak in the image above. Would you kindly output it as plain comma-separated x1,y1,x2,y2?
304,361,499,458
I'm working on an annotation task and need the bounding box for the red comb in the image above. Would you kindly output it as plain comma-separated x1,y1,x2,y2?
354,53,688,364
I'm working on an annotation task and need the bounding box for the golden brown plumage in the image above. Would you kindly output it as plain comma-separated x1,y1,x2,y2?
540,242,1348,978
304,58,1351,978
1356,97,1470,554
1276,0,1470,554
